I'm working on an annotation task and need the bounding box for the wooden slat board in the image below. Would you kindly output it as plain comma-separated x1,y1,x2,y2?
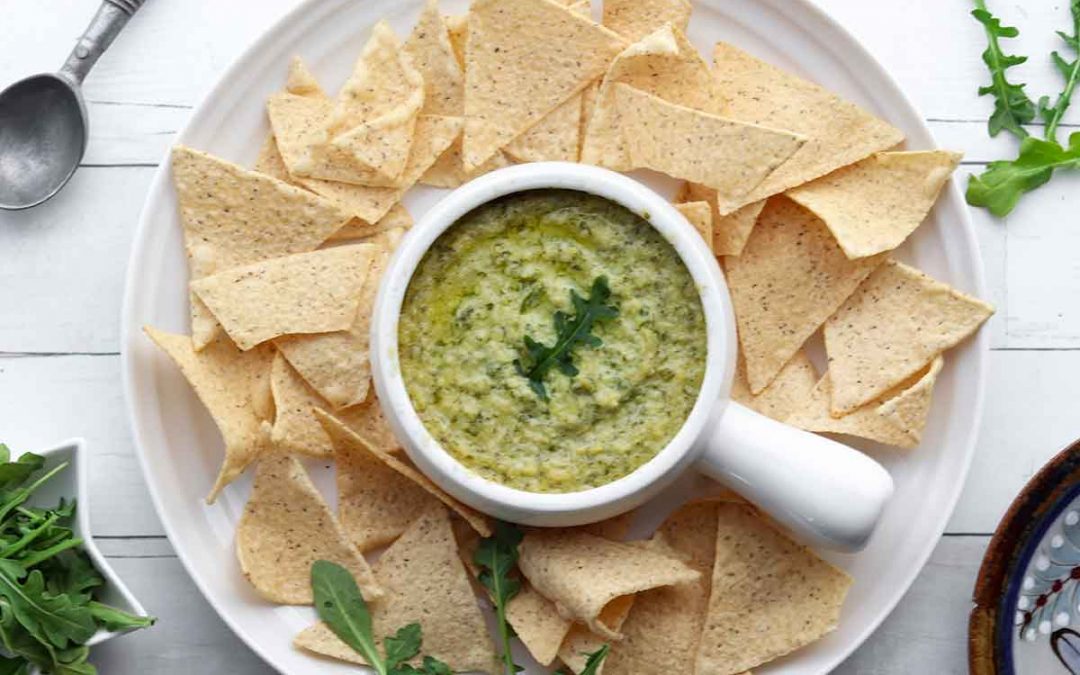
1,0,1076,672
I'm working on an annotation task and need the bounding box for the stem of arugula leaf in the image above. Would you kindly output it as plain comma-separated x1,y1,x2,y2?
0,514,59,559
0,462,68,525
18,537,83,568
1045,8,1080,141
974,0,1031,139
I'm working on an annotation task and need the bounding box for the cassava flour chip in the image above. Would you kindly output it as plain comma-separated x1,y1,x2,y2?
730,350,818,423
405,0,465,116
694,503,851,675
143,328,273,502
517,530,699,640
824,259,993,413
235,455,381,604
463,0,625,169
713,42,904,211
724,197,885,393
191,245,375,350
674,200,713,251
787,150,963,258
602,0,692,41
505,91,585,163
676,181,765,256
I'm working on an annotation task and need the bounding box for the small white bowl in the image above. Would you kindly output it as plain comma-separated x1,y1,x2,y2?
371,162,894,551
26,438,149,646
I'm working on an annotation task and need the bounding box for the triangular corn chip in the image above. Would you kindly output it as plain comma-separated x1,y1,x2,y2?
712,42,904,211
725,197,885,393
191,245,375,350
787,357,944,449
730,350,818,423
267,351,400,458
316,410,492,537
787,150,962,258
674,200,713,251
444,13,468,69
463,0,625,169
558,597,635,673
824,259,992,413
295,506,498,673
695,503,851,674
326,204,411,242
405,0,465,116
507,585,574,666
582,24,724,171
144,328,273,502
274,233,396,408
505,91,584,163
614,84,805,211
602,0,692,41
676,181,765,256
603,501,721,675
517,530,699,640
252,134,297,185
420,134,512,188
235,455,381,604
170,146,350,348
285,56,325,97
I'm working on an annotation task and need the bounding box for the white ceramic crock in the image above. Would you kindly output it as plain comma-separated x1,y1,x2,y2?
371,162,894,552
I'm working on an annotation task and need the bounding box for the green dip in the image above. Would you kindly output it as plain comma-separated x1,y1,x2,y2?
398,189,707,493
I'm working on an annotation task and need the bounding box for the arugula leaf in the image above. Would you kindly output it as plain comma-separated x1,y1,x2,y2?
0,656,30,675
1038,0,1080,141
0,455,45,493
311,560,387,675
384,623,422,671
972,0,1037,139
0,569,96,649
394,655,454,675
559,644,610,675
515,277,618,401
967,132,1080,215
87,602,155,632
473,522,524,675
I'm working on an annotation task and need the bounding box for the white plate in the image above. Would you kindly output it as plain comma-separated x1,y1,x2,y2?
120,0,989,673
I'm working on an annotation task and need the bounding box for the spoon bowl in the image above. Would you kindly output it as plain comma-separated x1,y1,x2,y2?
0,74,87,210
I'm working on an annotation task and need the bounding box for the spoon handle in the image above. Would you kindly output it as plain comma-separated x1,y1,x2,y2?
59,0,146,85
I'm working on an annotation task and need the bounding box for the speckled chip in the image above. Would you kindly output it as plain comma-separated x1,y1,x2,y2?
824,259,993,414
677,181,766,257
191,245,375,351
694,503,851,675
505,91,584,163
724,196,885,394
602,0,692,41
463,0,626,170
787,150,963,258
713,42,905,211
730,350,818,423
405,0,465,117
614,84,805,212
517,530,699,640
674,200,713,251
235,455,381,605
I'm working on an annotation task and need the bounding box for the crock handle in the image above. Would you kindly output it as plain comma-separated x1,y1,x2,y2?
697,401,894,552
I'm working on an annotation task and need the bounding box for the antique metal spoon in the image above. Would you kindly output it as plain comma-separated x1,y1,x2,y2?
0,0,145,210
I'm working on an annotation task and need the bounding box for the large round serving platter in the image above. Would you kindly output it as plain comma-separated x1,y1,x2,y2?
120,0,989,672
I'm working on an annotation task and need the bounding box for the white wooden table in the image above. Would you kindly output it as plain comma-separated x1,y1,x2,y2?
1,0,1077,672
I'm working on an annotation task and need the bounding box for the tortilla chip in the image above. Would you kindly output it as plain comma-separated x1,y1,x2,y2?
420,134,512,188
788,357,944,449
614,84,805,211
327,204,411,242
786,150,963,258
316,410,491,537
170,146,350,348
191,244,375,350
695,503,851,674
712,42,905,210
517,530,699,640
323,21,424,181
674,201,713,251
463,0,626,170
581,511,636,541
731,350,818,423
725,197,886,393
603,501,719,675
301,115,462,222
445,13,468,69
602,0,692,41
296,506,498,673
568,0,592,16
582,25,723,171
505,91,584,163
235,455,381,604
677,182,764,256
252,134,298,185
824,259,993,413
558,596,635,673
507,584,574,666
285,56,325,97
405,0,465,116
275,234,396,408
144,328,274,501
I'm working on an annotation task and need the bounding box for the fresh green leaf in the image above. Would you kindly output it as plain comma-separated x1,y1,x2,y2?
384,623,422,671
473,522,524,675
38,551,103,599
514,277,618,401
561,644,610,675
0,569,96,649
395,655,454,675
967,132,1080,215
972,0,1038,139
0,455,44,492
87,602,155,632
0,462,69,525
0,656,30,675
1038,0,1080,141
311,560,388,675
